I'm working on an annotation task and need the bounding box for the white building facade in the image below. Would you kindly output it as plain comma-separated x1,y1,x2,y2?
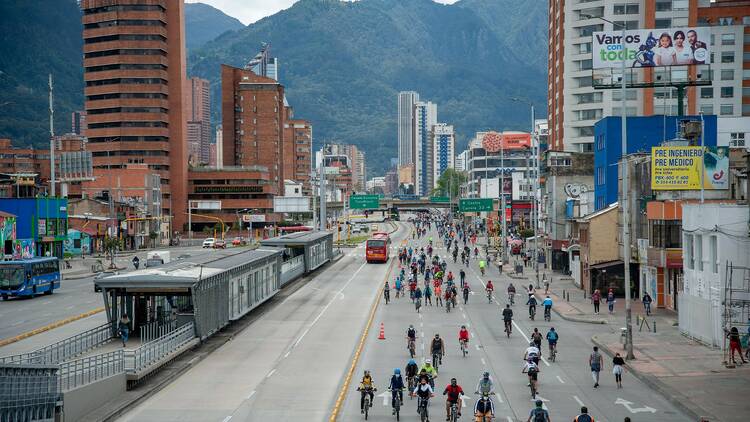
398,91,420,166
431,123,455,189
414,101,438,196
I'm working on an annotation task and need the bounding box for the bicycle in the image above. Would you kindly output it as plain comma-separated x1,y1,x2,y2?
359,387,375,420
446,297,452,313
549,342,557,362
486,289,493,304
504,320,512,338
408,339,416,358
529,378,537,398
529,306,536,321
480,266,485,276
407,376,416,396
460,339,468,357
384,289,390,305
544,306,551,322
449,400,460,422
388,387,404,420
417,396,430,422
432,352,442,371
463,289,469,305
508,292,515,305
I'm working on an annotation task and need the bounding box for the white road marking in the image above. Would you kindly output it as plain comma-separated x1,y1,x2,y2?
475,344,480,351
266,369,276,378
573,395,584,407
187,357,199,365
556,375,565,384
246,390,256,400
512,320,530,343
221,417,232,422
506,416,513,422
481,358,486,365
284,351,290,358
41,301,51,305
462,313,467,319
615,398,657,413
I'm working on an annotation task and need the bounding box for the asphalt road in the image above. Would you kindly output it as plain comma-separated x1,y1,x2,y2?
0,245,238,341
117,222,410,422
337,224,690,422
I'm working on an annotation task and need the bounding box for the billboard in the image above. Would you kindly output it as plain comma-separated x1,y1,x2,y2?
593,27,710,69
651,146,729,190
481,132,531,152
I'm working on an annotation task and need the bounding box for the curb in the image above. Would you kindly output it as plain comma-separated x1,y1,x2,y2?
0,307,105,348
591,335,711,421
533,292,607,325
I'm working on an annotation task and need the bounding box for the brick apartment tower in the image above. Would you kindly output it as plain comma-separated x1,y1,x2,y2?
284,118,312,194
221,64,286,192
186,77,210,165
81,0,188,231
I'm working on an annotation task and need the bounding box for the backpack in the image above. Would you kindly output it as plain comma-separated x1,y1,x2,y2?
532,408,548,422
574,414,593,422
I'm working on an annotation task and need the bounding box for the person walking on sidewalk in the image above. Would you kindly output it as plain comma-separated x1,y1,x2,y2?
612,352,625,388
606,289,616,314
118,314,130,347
642,292,653,316
727,326,748,364
591,289,601,314
589,346,603,388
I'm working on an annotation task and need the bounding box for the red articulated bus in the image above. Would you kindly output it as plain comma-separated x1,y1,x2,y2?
365,232,391,263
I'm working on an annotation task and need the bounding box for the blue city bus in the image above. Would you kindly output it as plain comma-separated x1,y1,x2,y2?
0,257,61,300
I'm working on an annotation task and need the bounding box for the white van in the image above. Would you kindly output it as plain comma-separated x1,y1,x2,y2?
146,251,170,267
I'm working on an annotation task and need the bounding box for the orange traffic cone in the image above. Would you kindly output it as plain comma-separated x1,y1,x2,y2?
378,323,385,340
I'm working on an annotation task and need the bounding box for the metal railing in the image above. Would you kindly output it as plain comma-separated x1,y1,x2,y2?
139,318,177,344
57,349,124,392
0,364,59,422
124,322,195,374
0,323,113,365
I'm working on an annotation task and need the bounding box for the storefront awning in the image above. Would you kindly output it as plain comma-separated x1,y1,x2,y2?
589,260,623,270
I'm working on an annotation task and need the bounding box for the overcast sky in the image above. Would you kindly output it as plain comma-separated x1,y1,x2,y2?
186,0,460,25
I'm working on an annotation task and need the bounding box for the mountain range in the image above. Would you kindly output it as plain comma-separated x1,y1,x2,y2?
0,0,547,176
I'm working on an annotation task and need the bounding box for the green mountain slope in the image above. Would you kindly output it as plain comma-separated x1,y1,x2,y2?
190,0,548,174
185,2,245,51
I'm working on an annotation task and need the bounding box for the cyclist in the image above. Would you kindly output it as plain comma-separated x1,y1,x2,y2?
395,276,403,298
523,358,540,397
474,246,479,259
479,259,486,276
414,287,423,313
463,282,471,304
485,279,494,296
384,280,391,304
407,324,417,348
527,295,538,320
449,285,459,307
443,378,465,420
410,377,435,414
531,328,543,351
546,327,559,358
542,295,553,320
526,399,550,422
435,284,444,307
409,279,418,301
431,334,445,366
389,368,405,413
405,358,419,388
527,284,535,300
474,392,495,422
502,304,513,334
459,325,470,352
507,283,516,304
524,341,540,365
419,360,438,387
357,370,376,414
424,284,433,306
475,372,494,396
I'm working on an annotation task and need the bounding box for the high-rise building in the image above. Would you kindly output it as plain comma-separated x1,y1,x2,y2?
413,101,437,195
455,150,469,173
215,124,223,168
398,91,419,166
221,64,286,192
246,43,278,81
547,0,749,152
285,119,313,194
71,111,87,137
81,0,188,230
431,123,455,188
185,77,210,165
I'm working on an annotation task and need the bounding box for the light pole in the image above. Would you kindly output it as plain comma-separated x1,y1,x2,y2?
583,13,635,360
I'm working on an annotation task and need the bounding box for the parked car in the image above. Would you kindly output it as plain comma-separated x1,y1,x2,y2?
351,225,362,234
202,238,215,248
232,237,246,246
213,239,227,249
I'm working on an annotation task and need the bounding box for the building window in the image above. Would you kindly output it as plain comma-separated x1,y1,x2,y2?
721,33,736,45
700,87,713,99
613,20,639,30
720,104,734,115
744,16,750,25
613,3,639,15
550,156,572,166
655,1,671,11
730,132,746,147
718,17,734,26
612,89,637,101
578,109,602,120
654,18,671,29
578,25,603,37
684,234,693,270
699,104,714,115
721,51,735,63
576,92,602,104
672,0,689,10
579,126,595,137
744,70,750,80
577,43,592,54
576,76,593,87
720,69,734,81
721,87,734,98
578,59,593,71
650,220,682,249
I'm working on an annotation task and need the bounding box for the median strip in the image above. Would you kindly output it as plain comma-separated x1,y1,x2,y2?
0,307,105,348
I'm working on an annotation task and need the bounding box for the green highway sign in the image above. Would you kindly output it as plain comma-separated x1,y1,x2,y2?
459,198,494,212
430,196,450,203
349,194,380,209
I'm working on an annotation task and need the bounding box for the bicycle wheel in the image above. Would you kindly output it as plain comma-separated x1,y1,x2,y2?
364,397,369,420
530,382,536,398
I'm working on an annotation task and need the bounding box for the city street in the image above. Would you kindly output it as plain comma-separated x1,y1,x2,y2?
0,244,241,343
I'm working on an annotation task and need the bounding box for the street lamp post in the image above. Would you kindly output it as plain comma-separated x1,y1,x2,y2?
582,14,635,359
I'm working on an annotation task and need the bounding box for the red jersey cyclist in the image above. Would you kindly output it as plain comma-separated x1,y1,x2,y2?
459,325,470,348
485,280,494,294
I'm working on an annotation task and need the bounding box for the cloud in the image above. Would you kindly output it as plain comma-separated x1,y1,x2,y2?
186,0,459,25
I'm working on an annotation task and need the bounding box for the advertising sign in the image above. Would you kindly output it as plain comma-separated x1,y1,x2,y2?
651,146,729,190
593,27,710,69
189,200,222,210
38,219,46,236
481,132,531,152
430,196,450,203
349,195,380,209
274,196,311,213
459,198,494,212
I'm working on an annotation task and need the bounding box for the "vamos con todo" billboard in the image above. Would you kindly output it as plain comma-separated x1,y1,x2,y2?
593,27,710,69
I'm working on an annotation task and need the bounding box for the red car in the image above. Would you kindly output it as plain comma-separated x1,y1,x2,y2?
213,239,227,249
232,237,246,246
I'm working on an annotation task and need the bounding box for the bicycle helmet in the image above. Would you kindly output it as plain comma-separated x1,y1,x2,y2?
408,359,416,365
394,368,401,375
425,358,432,364
536,399,543,407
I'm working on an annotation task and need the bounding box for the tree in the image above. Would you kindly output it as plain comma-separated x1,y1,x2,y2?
431,168,467,198
103,236,122,269
149,231,158,248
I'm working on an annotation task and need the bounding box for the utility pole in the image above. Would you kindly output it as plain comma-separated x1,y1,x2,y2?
319,146,327,231
48,74,56,197
501,142,508,266
532,105,540,290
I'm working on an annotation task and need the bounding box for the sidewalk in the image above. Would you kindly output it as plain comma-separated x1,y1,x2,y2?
520,265,750,422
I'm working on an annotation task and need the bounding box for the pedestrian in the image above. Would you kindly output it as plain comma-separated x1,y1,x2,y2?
542,274,549,295
118,314,130,347
727,326,747,364
589,346,603,388
642,292,653,316
612,352,625,388
606,289,616,314
591,289,601,314
435,285,443,307
573,406,594,422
